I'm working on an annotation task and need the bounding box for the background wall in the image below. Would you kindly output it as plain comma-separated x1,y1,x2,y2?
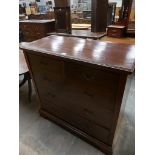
19,0,55,7
109,0,122,7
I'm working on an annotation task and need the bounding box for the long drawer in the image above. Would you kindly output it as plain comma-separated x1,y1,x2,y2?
37,79,114,129
41,101,110,144
20,23,45,32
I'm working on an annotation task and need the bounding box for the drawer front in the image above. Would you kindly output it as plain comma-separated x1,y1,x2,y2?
108,28,122,34
64,62,119,111
27,53,64,78
37,78,114,129
107,32,122,38
41,101,110,144
107,28,124,37
27,54,118,130
23,31,45,36
29,60,118,129
20,23,31,31
20,23,45,32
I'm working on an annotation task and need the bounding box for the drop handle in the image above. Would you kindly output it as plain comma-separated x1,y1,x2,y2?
47,92,56,98
42,76,52,83
83,108,93,115
82,74,95,81
84,91,94,97
40,61,48,66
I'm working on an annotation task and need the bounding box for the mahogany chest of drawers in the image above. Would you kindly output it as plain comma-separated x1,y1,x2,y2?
20,36,135,155
107,25,126,38
19,19,55,42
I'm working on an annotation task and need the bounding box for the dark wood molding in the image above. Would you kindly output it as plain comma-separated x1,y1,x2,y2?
20,36,135,155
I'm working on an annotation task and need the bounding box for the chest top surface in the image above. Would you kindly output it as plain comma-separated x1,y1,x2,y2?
19,19,55,24
20,36,135,73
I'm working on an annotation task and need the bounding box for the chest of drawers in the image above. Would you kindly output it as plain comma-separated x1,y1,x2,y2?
107,25,126,38
20,36,135,155
19,19,55,42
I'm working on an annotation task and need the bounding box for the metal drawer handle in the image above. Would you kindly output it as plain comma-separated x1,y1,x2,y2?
42,76,53,83
83,108,93,115
82,74,95,81
84,91,94,97
40,61,48,66
47,92,56,98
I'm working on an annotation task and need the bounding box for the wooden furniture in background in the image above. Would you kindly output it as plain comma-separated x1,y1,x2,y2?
19,19,55,42
19,49,32,102
54,7,71,34
48,30,106,40
54,0,70,7
107,25,126,38
91,0,108,32
117,0,133,27
107,0,133,38
28,12,55,20
20,35,135,155
127,21,135,37
107,2,117,26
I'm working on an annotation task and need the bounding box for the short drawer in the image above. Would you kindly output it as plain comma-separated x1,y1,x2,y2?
20,24,31,31
41,102,110,144
108,28,122,34
64,62,119,111
107,28,125,38
27,53,64,77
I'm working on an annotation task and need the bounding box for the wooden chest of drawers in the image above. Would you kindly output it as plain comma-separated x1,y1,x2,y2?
20,36,135,155
107,25,126,38
19,19,55,42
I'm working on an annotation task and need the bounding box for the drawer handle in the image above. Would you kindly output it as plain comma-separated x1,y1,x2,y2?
40,61,48,66
83,108,93,115
84,91,94,97
47,92,56,98
82,74,95,81
42,76,52,82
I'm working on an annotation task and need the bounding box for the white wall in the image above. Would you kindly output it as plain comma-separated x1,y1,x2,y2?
109,0,122,7
19,0,55,7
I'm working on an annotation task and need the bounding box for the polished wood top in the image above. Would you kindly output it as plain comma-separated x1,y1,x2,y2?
48,30,106,40
19,19,55,24
20,36,135,73
108,25,125,28
19,49,28,75
72,24,91,30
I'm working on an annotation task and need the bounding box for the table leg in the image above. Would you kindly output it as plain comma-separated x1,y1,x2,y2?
19,73,28,87
27,73,32,102
19,72,32,102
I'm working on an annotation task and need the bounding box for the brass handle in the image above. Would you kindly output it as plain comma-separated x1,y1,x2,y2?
83,108,93,115
47,92,56,98
82,74,95,81
84,91,94,97
40,61,48,66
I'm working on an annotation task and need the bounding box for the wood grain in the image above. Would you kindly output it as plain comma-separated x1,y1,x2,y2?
20,36,135,155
